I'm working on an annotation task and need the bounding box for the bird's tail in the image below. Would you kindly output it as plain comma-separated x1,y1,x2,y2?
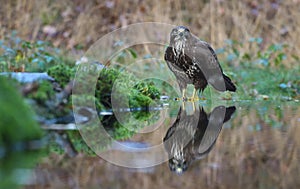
223,74,236,92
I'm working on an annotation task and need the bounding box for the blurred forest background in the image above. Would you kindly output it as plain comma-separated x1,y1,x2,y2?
0,0,299,68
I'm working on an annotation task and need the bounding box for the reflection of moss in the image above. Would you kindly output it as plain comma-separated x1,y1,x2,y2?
132,111,154,120
112,122,135,140
72,95,104,112
101,115,135,140
101,108,161,140
48,138,65,155
67,130,96,156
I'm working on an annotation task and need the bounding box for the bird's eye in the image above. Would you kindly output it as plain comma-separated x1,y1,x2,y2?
171,29,178,35
185,28,190,32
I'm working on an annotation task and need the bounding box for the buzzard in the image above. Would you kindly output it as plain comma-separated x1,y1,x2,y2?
165,26,236,100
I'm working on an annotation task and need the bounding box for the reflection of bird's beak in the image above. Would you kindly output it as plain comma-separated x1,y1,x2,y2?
176,167,183,174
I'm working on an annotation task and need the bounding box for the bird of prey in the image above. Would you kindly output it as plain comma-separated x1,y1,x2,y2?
165,26,236,100
163,105,236,174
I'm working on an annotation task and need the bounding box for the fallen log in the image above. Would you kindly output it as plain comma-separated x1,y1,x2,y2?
0,72,54,83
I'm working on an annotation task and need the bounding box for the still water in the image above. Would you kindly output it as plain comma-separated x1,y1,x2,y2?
29,100,299,189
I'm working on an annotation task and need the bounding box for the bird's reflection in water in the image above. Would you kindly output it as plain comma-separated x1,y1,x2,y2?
163,104,236,174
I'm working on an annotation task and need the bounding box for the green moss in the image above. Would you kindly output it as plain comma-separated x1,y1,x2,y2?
96,68,125,107
95,68,161,109
0,77,43,145
28,80,55,103
129,91,153,108
48,64,161,110
131,81,160,107
0,77,43,189
47,64,75,87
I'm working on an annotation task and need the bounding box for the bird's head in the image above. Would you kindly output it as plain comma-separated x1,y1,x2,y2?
169,157,189,174
170,26,191,44
170,26,191,52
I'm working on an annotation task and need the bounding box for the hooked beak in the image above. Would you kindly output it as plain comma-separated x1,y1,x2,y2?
175,32,186,41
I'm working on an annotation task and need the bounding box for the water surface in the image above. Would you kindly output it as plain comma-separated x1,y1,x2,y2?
30,100,300,189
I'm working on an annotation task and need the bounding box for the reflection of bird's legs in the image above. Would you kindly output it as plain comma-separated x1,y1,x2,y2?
182,88,187,101
190,88,199,101
182,101,186,110
192,101,196,112
199,90,206,100
182,101,196,112
181,88,187,110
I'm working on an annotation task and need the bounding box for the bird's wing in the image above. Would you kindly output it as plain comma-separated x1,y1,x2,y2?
165,46,191,90
188,38,227,91
166,60,187,77
163,108,182,142
165,46,186,75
